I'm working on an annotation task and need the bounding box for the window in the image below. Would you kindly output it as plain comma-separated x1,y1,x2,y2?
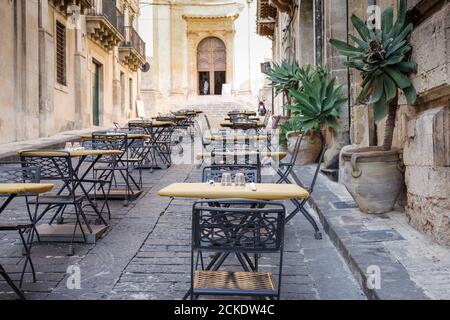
56,21,67,86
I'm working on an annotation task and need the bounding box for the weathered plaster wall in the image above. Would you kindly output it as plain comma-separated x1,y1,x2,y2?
0,0,143,144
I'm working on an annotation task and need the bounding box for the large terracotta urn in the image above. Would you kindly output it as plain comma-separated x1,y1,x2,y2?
287,131,323,165
340,146,405,214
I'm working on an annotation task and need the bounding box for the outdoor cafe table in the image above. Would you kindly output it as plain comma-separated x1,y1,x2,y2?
224,116,260,121
203,134,270,142
220,122,266,130
158,182,309,201
158,182,310,279
0,182,54,299
227,111,257,117
196,151,286,165
18,149,123,229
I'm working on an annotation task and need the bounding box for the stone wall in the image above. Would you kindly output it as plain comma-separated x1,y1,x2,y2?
402,1,450,245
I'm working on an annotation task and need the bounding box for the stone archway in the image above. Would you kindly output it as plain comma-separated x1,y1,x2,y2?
184,14,237,97
197,37,226,95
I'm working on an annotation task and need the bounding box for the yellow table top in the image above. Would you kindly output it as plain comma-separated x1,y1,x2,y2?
0,183,54,195
81,133,150,140
158,183,309,200
196,151,287,160
151,121,175,127
204,134,269,142
224,117,260,121
228,111,257,116
152,116,187,120
220,122,266,128
19,150,123,158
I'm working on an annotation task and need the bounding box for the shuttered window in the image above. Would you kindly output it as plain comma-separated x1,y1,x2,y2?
56,21,67,86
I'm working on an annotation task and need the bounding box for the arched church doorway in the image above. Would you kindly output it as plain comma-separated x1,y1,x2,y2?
197,37,226,95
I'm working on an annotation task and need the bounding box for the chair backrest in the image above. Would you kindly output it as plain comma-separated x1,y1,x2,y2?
129,120,152,132
192,200,286,253
91,131,128,163
264,111,273,127
202,165,261,183
19,151,72,181
308,144,328,193
0,164,40,183
203,114,212,131
286,133,304,166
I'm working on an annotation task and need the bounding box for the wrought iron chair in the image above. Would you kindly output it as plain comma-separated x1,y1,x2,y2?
19,151,96,256
275,133,304,184
0,164,41,290
286,144,328,236
189,200,286,300
202,165,261,183
90,132,141,205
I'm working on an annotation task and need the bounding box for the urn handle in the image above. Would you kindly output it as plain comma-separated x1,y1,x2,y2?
351,153,362,178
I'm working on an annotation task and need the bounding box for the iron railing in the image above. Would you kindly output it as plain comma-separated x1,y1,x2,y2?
123,26,146,59
89,0,125,37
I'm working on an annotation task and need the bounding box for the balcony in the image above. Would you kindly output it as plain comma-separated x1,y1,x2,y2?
257,0,277,38
86,0,125,52
119,27,147,72
50,0,93,14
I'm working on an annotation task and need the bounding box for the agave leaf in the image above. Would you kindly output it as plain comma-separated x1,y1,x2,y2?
338,50,366,59
383,54,405,66
381,7,394,40
351,15,371,41
384,67,412,89
385,40,407,58
383,74,397,102
402,86,417,105
390,0,407,38
348,34,368,49
373,93,389,122
367,77,384,104
329,39,358,52
397,61,418,73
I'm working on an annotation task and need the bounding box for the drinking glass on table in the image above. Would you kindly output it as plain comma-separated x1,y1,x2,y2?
221,173,232,187
72,142,82,150
234,173,246,187
64,142,73,151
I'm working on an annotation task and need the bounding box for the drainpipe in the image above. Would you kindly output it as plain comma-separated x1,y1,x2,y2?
247,0,253,94
346,0,352,140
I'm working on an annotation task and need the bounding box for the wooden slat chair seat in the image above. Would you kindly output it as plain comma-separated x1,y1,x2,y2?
194,271,276,296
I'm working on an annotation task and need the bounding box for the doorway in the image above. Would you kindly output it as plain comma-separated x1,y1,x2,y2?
197,37,226,95
91,61,102,126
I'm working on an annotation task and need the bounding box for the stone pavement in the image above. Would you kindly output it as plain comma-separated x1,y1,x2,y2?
0,164,365,300
296,165,450,300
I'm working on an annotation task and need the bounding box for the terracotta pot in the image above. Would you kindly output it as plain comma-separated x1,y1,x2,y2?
287,131,323,165
340,146,405,214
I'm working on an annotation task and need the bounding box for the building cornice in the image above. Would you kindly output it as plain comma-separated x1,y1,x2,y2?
182,14,239,21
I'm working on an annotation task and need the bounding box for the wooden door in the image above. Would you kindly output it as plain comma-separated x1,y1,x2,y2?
197,37,226,95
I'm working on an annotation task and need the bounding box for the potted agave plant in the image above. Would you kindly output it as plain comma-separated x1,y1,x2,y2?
285,66,346,164
330,0,417,213
264,59,301,151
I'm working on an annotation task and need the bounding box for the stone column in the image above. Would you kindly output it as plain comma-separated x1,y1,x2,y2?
38,0,55,137
322,0,350,169
73,16,88,129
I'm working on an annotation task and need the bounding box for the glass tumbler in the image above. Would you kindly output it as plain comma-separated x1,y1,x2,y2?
221,173,232,186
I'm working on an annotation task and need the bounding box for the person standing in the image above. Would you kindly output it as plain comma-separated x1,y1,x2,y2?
202,79,209,95
257,100,267,116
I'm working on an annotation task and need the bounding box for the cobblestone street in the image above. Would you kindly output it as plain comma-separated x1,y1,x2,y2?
0,164,365,300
